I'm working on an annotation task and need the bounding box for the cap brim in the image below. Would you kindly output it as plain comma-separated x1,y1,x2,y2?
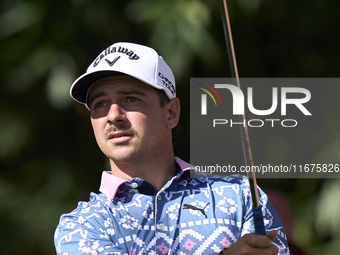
70,71,124,104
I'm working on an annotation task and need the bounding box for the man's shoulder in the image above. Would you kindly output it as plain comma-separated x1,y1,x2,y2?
187,172,249,186
58,192,110,223
180,172,251,199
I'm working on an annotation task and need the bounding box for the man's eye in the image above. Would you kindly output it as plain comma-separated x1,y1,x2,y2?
94,102,106,109
127,97,139,102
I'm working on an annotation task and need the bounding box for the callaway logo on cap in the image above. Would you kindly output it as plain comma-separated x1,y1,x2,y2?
70,42,176,106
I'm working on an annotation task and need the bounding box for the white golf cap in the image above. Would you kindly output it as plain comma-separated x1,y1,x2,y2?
70,42,176,105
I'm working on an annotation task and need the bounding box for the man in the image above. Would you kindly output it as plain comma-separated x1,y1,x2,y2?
54,42,289,254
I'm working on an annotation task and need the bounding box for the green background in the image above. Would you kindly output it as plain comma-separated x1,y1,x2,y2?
1,0,340,254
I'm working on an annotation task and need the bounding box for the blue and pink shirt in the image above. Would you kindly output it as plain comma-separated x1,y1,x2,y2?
54,157,289,254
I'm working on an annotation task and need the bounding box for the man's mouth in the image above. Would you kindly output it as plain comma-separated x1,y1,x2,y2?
107,131,133,143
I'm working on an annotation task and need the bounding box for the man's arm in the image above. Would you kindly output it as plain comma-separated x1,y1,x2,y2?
234,181,290,254
55,212,131,255
54,213,128,255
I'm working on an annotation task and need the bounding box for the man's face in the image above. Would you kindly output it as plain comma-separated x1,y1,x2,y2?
88,76,174,164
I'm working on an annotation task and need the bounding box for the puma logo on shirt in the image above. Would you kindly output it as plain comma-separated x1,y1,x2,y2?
183,202,210,218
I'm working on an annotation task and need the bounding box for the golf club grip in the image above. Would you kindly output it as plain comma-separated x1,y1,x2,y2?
252,206,266,235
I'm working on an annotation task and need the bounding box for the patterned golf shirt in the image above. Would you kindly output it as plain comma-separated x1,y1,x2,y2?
54,157,289,254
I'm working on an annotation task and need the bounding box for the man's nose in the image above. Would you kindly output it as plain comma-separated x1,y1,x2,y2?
107,103,126,123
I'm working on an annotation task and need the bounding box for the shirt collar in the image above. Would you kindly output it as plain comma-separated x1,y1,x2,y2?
99,157,193,200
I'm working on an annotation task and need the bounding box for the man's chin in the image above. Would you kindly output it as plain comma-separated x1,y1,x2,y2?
107,151,140,164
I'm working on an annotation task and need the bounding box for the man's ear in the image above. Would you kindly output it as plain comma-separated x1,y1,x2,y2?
166,98,180,129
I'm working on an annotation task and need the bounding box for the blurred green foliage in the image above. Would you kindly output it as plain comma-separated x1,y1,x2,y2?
0,0,339,254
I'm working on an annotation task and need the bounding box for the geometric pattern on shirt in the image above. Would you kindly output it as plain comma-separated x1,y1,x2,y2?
54,169,290,255
217,197,238,215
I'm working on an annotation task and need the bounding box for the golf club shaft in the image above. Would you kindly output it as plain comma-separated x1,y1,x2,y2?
219,0,266,235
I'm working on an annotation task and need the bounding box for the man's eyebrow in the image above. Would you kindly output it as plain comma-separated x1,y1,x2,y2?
116,89,147,96
87,91,107,107
87,89,147,107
